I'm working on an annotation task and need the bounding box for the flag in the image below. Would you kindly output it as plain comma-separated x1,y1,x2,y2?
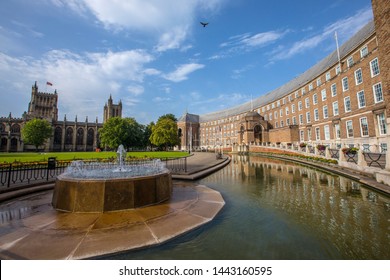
46,82,53,86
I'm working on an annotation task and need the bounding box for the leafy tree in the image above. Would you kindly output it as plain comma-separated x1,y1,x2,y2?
143,122,155,149
22,118,53,151
150,117,179,150
158,113,177,122
99,117,144,150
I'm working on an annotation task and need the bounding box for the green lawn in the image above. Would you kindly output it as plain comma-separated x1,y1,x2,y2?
0,151,189,163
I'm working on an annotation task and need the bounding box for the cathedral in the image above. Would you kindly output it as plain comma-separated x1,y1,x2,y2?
0,82,122,152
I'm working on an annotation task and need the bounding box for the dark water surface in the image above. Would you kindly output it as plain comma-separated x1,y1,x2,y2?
106,155,390,260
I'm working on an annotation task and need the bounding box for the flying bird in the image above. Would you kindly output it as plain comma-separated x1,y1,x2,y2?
200,22,209,27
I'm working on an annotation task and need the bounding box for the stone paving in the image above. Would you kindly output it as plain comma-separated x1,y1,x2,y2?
0,182,225,260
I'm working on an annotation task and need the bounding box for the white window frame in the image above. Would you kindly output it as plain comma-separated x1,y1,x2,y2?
315,127,320,140
373,82,383,103
370,57,380,77
360,46,368,58
324,125,330,140
305,97,310,108
299,114,303,125
306,112,311,123
347,56,354,67
323,105,328,119
298,101,303,111
321,89,327,101
335,123,341,139
326,72,331,81
357,90,366,108
316,78,321,86
355,68,363,85
314,108,319,121
313,93,318,105
359,117,369,137
344,96,351,112
331,83,337,97
335,64,341,75
346,120,354,138
342,77,349,92
377,113,387,135
333,101,339,116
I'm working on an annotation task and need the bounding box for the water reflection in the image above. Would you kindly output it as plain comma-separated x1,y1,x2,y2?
106,155,390,260
208,155,390,259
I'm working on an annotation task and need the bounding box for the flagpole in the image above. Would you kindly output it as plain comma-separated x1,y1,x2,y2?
334,31,341,72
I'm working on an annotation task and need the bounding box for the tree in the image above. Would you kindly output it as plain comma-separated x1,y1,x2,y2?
143,122,155,149
22,118,52,151
99,117,144,150
150,117,179,150
157,113,177,123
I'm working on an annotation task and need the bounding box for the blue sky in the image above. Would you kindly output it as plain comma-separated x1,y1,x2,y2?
0,0,373,125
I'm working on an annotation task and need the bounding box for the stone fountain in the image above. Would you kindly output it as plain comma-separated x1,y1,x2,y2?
52,145,172,212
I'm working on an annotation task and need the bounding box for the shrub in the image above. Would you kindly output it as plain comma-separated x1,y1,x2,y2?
316,144,326,151
342,147,359,154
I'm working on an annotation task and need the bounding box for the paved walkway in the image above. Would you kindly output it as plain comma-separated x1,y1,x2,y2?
0,152,229,259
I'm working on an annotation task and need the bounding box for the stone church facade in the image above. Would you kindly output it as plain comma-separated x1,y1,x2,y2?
178,0,389,153
0,82,122,152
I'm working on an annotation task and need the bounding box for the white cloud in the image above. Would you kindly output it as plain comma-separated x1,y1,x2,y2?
127,84,144,96
163,63,205,82
58,0,224,51
211,30,287,60
155,26,189,52
221,30,287,50
153,96,171,102
0,48,154,120
271,7,373,61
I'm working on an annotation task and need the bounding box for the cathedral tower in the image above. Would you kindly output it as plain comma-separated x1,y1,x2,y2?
103,95,122,123
27,81,58,121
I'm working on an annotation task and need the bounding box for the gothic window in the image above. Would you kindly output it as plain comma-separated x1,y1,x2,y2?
11,124,20,133
54,127,62,145
76,128,84,145
65,127,73,145
0,123,5,132
87,128,94,146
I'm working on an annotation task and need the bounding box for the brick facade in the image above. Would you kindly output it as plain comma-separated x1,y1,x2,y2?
178,10,389,151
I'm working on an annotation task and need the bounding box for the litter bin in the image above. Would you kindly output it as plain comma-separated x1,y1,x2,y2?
48,157,56,170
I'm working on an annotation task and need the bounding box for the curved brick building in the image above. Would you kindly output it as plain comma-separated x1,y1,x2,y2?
178,0,389,153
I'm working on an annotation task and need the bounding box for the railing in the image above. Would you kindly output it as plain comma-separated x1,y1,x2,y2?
162,157,187,173
0,162,69,188
246,142,387,171
0,157,188,189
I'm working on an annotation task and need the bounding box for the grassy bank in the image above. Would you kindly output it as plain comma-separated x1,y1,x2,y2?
0,151,189,164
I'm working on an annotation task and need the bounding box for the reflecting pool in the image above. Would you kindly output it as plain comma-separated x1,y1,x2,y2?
105,155,390,260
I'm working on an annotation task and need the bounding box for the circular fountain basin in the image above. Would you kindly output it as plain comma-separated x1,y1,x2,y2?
52,171,172,213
